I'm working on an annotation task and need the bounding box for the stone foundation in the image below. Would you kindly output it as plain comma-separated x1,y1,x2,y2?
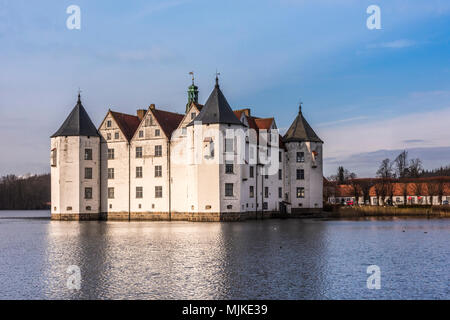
51,209,322,221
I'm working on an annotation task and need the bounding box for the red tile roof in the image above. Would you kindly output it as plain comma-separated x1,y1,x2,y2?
110,111,141,141
152,108,184,139
254,118,274,130
333,178,450,197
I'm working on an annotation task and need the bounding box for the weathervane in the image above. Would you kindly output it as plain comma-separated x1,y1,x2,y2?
215,69,220,86
189,71,194,85
298,99,303,113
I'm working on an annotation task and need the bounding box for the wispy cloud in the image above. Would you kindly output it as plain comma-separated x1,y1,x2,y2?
367,39,417,49
317,116,369,127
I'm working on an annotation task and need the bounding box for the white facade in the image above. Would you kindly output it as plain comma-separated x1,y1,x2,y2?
51,83,324,220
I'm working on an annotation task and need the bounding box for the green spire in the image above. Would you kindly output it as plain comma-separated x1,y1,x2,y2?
186,72,199,113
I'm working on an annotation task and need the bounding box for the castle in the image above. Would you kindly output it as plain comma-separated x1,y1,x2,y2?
50,76,323,221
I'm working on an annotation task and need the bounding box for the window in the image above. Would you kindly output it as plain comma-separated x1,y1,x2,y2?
297,169,304,180
250,166,254,178
225,138,234,153
84,149,92,160
136,187,143,199
136,147,143,158
115,132,119,139
296,152,305,163
108,188,114,199
139,130,144,138
107,133,111,140
155,186,163,198
136,167,142,178
225,183,233,197
278,187,282,199
108,168,114,179
279,151,282,162
263,202,268,210
278,169,282,180
155,145,162,157
265,174,268,180
249,186,254,198
264,187,269,198
107,148,114,159
191,112,196,120
297,187,305,198
51,149,57,167
155,165,162,177
182,127,187,135
84,167,92,179
225,163,233,174
86,206,91,211
84,187,92,199
155,129,160,137
107,120,112,128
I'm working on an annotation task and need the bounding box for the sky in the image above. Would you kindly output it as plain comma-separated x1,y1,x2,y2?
0,0,449,177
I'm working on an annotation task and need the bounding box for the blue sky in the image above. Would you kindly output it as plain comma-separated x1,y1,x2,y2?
0,0,449,176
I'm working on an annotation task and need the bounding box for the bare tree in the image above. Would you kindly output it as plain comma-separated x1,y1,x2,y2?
408,158,423,178
358,179,374,205
377,158,394,178
394,150,409,178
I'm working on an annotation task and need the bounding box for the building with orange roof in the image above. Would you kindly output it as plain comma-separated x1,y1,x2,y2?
50,75,323,221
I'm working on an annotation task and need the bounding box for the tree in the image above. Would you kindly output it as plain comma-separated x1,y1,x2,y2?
328,166,356,184
408,158,423,178
377,158,394,178
394,150,409,178
358,179,375,205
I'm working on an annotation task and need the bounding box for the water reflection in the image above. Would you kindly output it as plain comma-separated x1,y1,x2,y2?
0,212,448,299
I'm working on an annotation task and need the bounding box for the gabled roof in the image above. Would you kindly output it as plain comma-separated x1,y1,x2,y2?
151,108,184,138
52,94,99,138
254,118,274,130
188,79,243,126
110,111,141,141
283,106,322,143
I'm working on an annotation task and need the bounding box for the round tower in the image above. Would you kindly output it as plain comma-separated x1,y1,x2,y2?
50,93,101,220
283,104,323,213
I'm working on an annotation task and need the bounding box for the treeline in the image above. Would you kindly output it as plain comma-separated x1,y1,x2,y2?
0,174,50,210
422,165,450,177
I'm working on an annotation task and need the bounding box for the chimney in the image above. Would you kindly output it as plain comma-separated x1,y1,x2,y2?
243,108,250,117
149,104,156,110
137,109,147,121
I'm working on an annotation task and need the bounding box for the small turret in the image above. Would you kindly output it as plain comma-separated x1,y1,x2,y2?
186,72,199,113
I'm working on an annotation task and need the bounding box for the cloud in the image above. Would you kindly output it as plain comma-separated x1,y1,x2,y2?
317,116,370,128
321,107,450,159
324,146,450,177
367,39,417,49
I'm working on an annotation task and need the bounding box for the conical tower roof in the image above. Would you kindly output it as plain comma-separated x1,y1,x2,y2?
51,94,99,137
283,105,322,143
188,76,242,126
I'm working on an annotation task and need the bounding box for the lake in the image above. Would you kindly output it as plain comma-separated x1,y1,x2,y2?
0,210,448,299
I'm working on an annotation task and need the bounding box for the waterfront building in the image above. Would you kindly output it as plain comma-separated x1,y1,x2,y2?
50,76,324,221
326,178,450,206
